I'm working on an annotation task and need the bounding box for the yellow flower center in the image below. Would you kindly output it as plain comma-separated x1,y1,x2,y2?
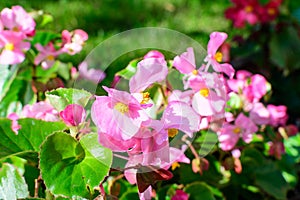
199,88,209,97
192,69,198,75
233,127,241,134
168,128,178,137
268,8,276,15
171,162,180,170
140,92,150,104
244,5,253,13
4,43,14,51
47,55,55,61
214,52,223,63
12,27,19,32
114,102,129,114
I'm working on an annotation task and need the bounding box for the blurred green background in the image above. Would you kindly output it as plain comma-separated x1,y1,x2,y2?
0,0,231,62
1,0,300,124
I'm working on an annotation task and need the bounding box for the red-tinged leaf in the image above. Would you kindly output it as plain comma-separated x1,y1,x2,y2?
136,165,173,193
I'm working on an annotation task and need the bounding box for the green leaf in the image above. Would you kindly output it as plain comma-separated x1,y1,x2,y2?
269,27,300,71
255,163,289,200
46,88,92,111
167,69,184,90
40,132,112,198
184,182,215,200
31,31,60,46
0,118,66,162
284,134,300,162
197,130,218,157
40,14,54,27
226,92,242,110
0,65,19,102
0,163,29,200
116,59,140,80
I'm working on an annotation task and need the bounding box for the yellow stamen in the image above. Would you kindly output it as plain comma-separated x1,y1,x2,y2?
12,27,19,32
244,5,253,13
199,88,209,97
192,69,198,75
268,8,276,15
168,128,178,137
4,43,14,51
171,162,180,170
214,52,223,63
47,55,55,61
114,102,129,114
140,92,150,104
233,127,241,134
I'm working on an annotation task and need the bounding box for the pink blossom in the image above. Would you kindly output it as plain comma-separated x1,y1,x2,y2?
192,88,225,117
61,29,88,55
171,190,189,200
225,0,260,28
162,101,201,137
129,53,168,93
22,101,59,122
218,113,258,151
205,32,235,78
0,31,30,64
267,105,288,127
227,70,252,92
168,90,193,104
34,43,62,69
249,102,270,125
7,113,20,134
91,87,149,140
173,47,196,74
143,50,164,59
0,5,36,36
258,0,282,23
78,61,106,84
59,104,86,126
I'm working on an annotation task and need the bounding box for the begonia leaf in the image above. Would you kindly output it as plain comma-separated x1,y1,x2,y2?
40,132,112,198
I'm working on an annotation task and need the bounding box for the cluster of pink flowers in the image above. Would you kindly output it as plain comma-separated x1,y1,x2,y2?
34,29,88,69
225,0,282,28
0,5,88,68
0,5,34,64
219,69,297,159
91,31,234,199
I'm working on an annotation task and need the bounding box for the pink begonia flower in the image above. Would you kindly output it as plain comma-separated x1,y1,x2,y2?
204,32,235,78
61,29,88,55
129,53,168,93
0,31,30,64
162,101,200,137
91,86,149,140
168,90,193,104
143,50,164,59
22,101,59,122
227,70,252,92
192,88,225,117
34,43,62,69
7,113,21,134
0,5,36,36
225,0,260,28
267,105,288,127
78,61,106,84
173,47,196,75
249,102,270,125
218,113,258,151
173,48,203,90
59,104,86,126
258,0,282,23
171,190,189,200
